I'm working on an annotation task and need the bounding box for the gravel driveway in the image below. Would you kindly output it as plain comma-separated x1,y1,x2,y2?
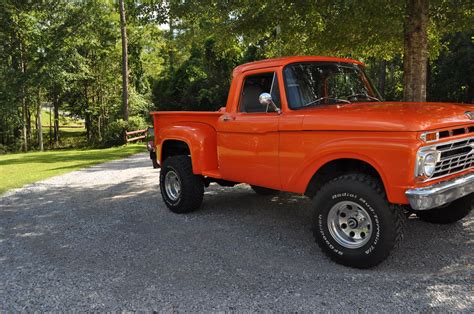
1,153,473,311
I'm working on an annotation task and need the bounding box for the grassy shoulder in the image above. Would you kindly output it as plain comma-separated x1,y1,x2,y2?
0,144,146,194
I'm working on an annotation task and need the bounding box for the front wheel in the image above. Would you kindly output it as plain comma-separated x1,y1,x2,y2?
312,174,405,268
416,194,472,224
160,155,204,214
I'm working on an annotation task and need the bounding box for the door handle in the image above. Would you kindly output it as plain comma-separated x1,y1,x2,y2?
222,115,235,121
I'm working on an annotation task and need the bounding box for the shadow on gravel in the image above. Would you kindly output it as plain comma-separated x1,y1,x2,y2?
200,185,473,273
1,169,473,311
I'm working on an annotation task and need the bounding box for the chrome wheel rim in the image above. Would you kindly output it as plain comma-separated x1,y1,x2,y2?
327,201,373,249
164,170,181,201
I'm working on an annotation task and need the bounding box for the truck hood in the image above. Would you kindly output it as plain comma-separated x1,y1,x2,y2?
302,102,474,132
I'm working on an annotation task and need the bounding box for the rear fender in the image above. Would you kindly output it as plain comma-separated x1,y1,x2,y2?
158,123,218,174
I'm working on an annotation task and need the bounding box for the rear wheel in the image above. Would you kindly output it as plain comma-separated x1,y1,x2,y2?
150,152,159,169
416,194,472,224
251,185,279,196
312,174,405,268
160,155,204,214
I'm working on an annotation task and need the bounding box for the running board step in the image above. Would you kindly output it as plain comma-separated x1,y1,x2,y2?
201,169,222,179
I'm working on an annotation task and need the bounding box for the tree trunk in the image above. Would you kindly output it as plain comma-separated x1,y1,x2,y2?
168,15,174,72
53,97,59,147
34,110,37,141
403,0,428,102
49,105,52,146
119,0,129,121
389,62,395,86
26,105,32,143
37,89,43,151
22,96,28,152
98,115,102,142
379,60,386,98
19,41,28,152
85,113,91,141
84,84,91,141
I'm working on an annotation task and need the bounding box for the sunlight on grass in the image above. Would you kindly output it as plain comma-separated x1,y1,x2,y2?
0,144,145,194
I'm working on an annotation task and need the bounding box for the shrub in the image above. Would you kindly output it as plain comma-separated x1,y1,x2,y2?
0,144,8,154
127,116,148,131
103,116,148,147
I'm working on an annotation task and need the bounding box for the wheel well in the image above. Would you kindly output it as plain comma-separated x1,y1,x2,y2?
305,159,384,198
162,140,191,162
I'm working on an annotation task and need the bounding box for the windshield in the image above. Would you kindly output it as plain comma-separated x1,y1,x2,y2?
283,62,381,109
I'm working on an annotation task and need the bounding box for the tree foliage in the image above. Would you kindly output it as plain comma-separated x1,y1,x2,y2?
0,0,165,151
428,32,474,103
0,0,472,152
152,0,472,110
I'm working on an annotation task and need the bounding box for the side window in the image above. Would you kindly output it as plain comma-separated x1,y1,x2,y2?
239,72,281,113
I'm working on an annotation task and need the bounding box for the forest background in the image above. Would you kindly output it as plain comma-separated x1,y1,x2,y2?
0,0,472,153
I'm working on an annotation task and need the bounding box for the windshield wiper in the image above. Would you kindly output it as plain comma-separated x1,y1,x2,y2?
302,96,351,108
344,93,381,102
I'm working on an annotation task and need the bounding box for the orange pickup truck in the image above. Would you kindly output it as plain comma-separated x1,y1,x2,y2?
149,56,473,268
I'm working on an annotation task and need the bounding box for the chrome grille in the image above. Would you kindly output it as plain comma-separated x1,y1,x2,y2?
433,137,474,178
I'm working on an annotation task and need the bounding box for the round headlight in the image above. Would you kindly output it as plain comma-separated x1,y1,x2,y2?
423,153,437,177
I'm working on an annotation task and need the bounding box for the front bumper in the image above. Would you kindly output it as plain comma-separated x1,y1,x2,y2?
405,173,474,210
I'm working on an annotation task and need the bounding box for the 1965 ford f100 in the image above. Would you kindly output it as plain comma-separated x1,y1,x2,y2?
149,56,473,268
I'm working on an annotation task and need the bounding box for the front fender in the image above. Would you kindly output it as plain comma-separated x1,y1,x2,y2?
282,134,419,204
298,152,388,194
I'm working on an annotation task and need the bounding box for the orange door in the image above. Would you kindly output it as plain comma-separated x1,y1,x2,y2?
217,113,280,189
216,70,282,189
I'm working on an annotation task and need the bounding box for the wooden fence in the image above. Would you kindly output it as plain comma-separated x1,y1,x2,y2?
125,129,148,143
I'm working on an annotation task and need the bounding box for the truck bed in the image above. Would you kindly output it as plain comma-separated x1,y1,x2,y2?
150,111,223,133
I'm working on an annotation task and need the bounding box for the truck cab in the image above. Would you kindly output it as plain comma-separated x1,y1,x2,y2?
150,56,473,268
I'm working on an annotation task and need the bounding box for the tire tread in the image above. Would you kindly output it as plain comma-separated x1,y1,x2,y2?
313,173,406,268
160,155,204,214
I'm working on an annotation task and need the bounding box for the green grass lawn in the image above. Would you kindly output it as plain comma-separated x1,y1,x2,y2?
40,109,84,127
0,144,146,194
40,126,88,148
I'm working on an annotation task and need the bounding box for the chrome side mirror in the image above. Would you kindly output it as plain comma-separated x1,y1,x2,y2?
259,92,273,106
259,93,281,114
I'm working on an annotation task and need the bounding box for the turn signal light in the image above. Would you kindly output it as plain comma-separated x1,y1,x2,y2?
420,132,439,143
